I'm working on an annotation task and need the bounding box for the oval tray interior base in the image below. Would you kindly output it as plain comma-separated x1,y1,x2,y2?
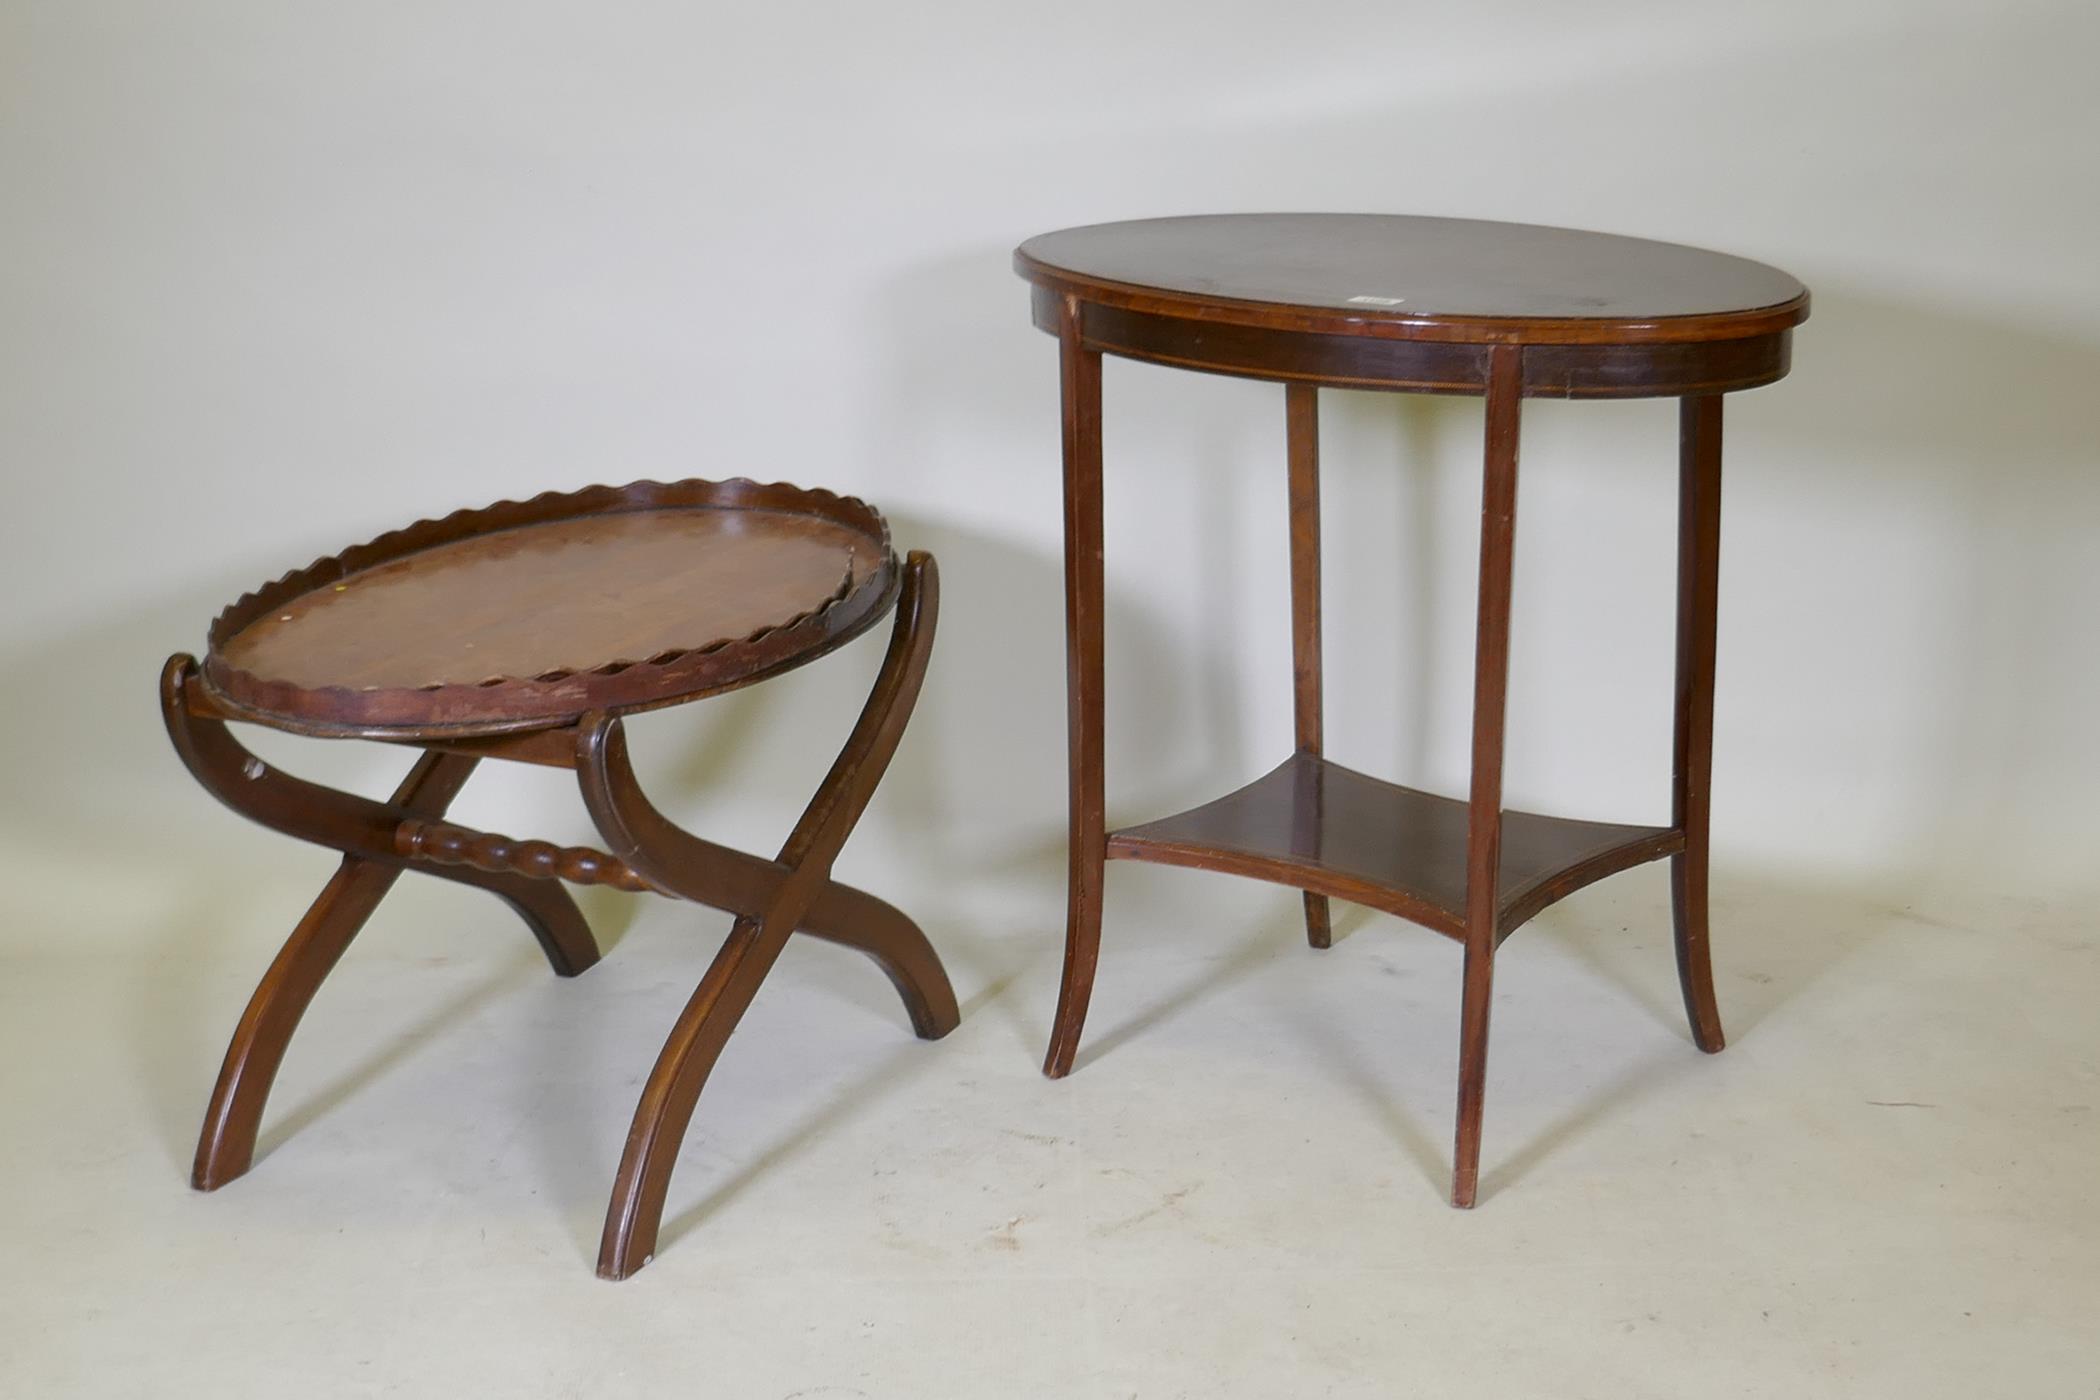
201,478,897,737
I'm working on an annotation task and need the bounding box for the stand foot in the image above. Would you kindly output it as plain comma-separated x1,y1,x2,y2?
164,654,606,1188
585,553,944,1277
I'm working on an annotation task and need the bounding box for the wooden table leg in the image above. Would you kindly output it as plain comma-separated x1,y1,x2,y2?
1286,382,1333,950
1672,395,1728,1053
1044,293,1107,1079
581,553,948,1279
1452,344,1523,1209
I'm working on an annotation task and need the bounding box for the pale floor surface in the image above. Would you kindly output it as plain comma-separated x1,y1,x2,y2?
2,862,2095,1397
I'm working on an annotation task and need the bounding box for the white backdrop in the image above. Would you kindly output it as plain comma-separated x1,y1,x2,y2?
3,0,2095,957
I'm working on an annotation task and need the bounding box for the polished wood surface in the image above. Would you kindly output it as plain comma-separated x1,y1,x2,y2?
1017,213,1807,342
222,510,872,691
165,486,953,1280
201,478,896,737
1020,212,1801,1205
1109,754,1681,939
1019,215,1808,399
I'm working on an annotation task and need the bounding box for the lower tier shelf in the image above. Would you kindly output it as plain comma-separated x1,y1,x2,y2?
1106,753,1683,942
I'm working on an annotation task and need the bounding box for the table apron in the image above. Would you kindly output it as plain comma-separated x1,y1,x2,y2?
1032,290,1790,399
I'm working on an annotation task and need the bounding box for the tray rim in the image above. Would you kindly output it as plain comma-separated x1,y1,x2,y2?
198,477,899,740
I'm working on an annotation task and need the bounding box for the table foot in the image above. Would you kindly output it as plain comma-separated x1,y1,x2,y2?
1672,850,1727,1054
1302,892,1333,950
1042,896,1099,1080
1449,942,1496,1209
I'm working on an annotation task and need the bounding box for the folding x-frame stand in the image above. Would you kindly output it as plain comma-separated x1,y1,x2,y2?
164,552,956,1279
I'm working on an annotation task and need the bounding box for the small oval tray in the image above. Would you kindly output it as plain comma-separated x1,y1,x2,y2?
199,478,898,738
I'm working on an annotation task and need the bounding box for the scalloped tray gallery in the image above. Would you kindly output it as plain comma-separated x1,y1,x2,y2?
198,478,899,738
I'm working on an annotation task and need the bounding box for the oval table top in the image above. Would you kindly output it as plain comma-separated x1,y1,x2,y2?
1016,213,1808,347
1016,214,1808,397
200,479,898,738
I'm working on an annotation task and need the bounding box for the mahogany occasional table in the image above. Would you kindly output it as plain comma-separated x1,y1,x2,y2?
1014,213,1809,1206
163,478,957,1278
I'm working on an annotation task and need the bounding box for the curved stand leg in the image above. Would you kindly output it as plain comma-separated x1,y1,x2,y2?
163,656,601,1189
473,878,600,979
1672,396,1727,1053
575,679,957,1040
795,883,958,1042
1046,295,1107,1076
1453,347,1521,1209
161,656,601,978
594,913,782,1278
189,749,470,1189
580,552,944,1279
